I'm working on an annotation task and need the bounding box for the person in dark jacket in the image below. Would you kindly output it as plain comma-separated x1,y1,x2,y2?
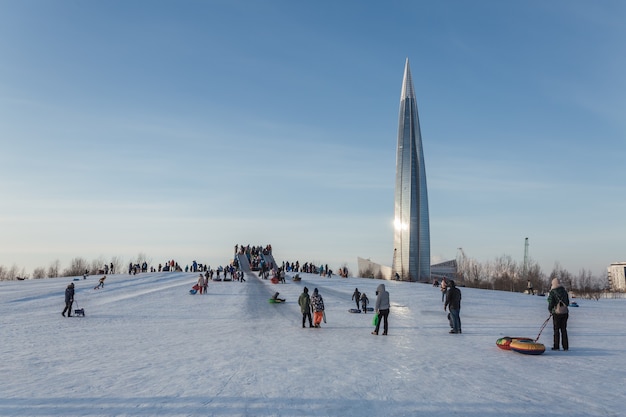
62,283,75,317
444,280,462,333
352,288,361,310
372,284,390,335
547,277,570,351
298,287,313,328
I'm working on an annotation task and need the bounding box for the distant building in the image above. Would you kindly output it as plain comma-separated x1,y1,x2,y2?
357,257,392,280
431,259,459,283
607,262,626,292
357,257,457,283
392,58,431,282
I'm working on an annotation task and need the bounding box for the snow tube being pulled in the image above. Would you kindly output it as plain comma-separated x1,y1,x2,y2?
509,339,545,355
496,337,534,350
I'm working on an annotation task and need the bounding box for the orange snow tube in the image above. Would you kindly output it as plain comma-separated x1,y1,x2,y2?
509,339,546,355
496,337,534,350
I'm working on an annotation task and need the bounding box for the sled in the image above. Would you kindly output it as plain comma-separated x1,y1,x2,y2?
189,289,198,295
496,337,534,350
349,309,361,313
269,298,285,304
72,300,85,317
509,339,546,355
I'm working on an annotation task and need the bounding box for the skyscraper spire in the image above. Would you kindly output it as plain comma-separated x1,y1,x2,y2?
392,58,430,282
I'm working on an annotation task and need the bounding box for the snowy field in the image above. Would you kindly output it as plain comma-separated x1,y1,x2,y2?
1,271,625,417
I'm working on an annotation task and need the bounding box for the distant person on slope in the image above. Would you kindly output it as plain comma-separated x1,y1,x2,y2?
352,288,361,310
94,275,106,290
310,288,325,328
372,284,390,335
62,283,75,317
298,287,313,328
440,277,448,302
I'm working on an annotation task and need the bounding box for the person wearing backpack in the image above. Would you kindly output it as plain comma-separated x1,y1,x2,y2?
548,277,570,351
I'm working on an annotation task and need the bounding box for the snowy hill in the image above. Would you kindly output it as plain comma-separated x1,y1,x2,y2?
1,271,624,416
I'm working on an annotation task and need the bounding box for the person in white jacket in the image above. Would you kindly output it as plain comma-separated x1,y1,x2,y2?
372,283,390,335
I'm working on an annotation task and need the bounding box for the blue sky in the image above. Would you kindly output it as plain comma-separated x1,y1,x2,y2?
1,1,624,277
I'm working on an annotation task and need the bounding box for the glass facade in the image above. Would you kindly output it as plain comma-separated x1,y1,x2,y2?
392,58,430,282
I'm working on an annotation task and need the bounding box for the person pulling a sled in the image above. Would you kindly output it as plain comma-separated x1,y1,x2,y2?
548,277,570,351
197,274,205,294
62,283,75,317
94,275,106,290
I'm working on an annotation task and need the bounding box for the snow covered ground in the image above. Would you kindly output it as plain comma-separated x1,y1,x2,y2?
1,270,624,416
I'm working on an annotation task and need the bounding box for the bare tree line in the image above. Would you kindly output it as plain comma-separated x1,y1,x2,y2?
458,254,609,299
357,254,611,300
0,253,150,281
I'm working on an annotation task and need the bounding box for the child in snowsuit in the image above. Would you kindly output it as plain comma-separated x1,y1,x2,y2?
360,292,369,313
94,276,106,290
310,288,325,327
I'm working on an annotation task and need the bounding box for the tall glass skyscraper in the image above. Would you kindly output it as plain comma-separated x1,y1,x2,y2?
392,58,430,282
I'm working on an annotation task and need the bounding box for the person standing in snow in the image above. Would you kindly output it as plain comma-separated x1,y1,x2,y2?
310,288,325,328
197,274,205,295
548,277,569,351
444,280,462,334
298,287,313,328
372,283,390,335
352,288,361,310
360,292,369,314
62,283,75,317
202,273,208,294
440,277,448,302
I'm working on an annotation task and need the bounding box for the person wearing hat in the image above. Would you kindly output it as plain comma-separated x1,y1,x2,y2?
548,277,570,351
62,282,75,317
444,280,462,334
298,287,313,328
310,288,325,328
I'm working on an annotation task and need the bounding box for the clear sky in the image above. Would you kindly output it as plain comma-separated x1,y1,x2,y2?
1,1,624,277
